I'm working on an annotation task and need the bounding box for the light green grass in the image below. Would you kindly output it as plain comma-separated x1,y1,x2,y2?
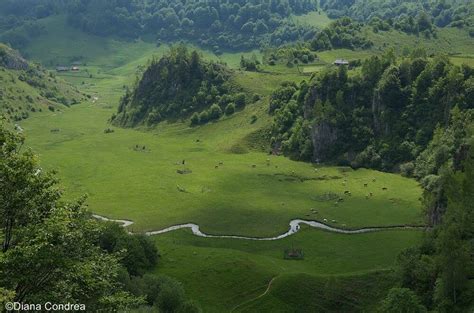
19,33,424,237
449,54,474,67
366,27,474,56
291,11,332,29
21,98,424,237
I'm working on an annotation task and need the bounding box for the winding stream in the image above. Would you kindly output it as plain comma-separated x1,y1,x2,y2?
92,214,425,241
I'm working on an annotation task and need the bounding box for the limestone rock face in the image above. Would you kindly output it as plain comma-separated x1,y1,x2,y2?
311,120,338,162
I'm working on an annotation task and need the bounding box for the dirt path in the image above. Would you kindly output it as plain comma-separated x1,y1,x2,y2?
230,276,278,312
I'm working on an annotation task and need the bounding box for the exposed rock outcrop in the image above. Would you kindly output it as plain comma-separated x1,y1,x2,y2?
311,121,338,162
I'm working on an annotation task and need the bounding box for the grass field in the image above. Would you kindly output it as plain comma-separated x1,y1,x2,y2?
12,16,434,312
291,11,332,29
234,271,398,313
153,227,422,312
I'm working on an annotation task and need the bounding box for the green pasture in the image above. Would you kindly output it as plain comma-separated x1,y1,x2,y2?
291,11,332,29
19,27,425,237
152,227,423,312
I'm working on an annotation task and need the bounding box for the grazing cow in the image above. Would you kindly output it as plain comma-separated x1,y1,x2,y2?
382,187,388,191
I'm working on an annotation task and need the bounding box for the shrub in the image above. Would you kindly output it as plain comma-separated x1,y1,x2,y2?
99,223,159,276
224,103,235,115
234,93,246,108
208,104,222,120
155,276,186,313
380,288,427,313
198,110,209,124
250,114,258,124
400,162,415,177
190,112,200,125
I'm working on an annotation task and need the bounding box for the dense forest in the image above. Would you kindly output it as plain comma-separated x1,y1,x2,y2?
386,138,474,313
112,46,245,127
321,0,474,36
0,0,319,51
269,52,473,169
310,17,372,51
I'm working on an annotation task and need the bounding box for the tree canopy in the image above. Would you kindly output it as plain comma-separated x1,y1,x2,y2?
0,0,319,51
269,53,474,171
112,46,245,127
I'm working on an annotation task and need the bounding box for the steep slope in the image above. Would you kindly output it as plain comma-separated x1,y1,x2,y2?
0,43,85,121
269,55,474,170
112,46,245,127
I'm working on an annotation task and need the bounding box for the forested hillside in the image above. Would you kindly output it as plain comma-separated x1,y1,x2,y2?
112,46,245,127
389,134,474,313
270,53,473,169
321,0,474,36
0,43,83,121
0,0,319,51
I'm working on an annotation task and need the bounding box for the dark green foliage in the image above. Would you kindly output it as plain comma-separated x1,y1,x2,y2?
264,44,317,66
269,81,298,113
234,92,246,108
1,0,318,51
190,112,200,126
269,54,473,170
240,54,261,72
224,102,235,115
395,145,474,312
320,0,474,34
208,103,223,120
310,17,373,51
380,288,427,313
112,46,240,127
127,274,202,313
99,223,159,277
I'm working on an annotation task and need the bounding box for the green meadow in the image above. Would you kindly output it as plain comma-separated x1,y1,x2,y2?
20,52,424,236
14,16,440,311
152,228,422,312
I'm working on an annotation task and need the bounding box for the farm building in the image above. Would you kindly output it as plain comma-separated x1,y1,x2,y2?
334,59,349,66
